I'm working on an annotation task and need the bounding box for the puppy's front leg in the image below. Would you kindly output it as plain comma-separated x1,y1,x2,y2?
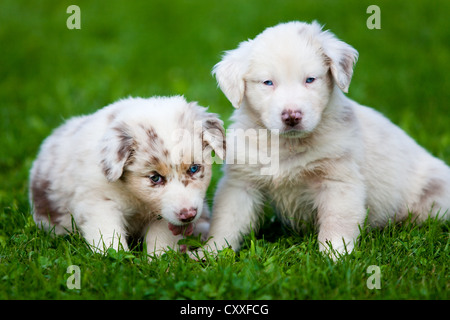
191,201,211,242
316,178,366,258
145,219,183,257
75,202,129,253
205,176,263,254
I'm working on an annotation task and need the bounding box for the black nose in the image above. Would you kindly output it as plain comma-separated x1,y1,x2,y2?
281,109,302,127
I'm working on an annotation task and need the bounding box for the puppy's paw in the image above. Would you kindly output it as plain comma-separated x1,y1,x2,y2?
193,221,210,242
318,238,355,261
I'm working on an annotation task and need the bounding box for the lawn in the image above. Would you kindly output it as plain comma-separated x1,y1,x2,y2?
0,0,449,301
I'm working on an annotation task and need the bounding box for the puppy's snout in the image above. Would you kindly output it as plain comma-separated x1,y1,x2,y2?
281,109,303,127
178,207,197,223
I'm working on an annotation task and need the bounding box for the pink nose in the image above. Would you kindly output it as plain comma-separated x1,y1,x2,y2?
178,207,197,223
281,109,303,127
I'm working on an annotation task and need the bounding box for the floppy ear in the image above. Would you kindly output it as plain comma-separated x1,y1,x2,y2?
202,116,226,161
99,123,134,182
212,40,253,109
318,25,359,93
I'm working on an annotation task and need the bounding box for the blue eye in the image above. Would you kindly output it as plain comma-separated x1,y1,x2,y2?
188,164,200,175
263,80,274,86
306,77,316,84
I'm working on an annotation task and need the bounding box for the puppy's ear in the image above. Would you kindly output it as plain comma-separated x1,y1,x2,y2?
212,40,253,109
202,116,226,161
99,123,134,182
319,26,358,93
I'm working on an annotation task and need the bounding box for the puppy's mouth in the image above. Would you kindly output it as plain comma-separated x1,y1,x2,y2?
168,222,194,236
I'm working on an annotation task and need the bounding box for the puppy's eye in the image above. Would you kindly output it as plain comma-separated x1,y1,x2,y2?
187,164,200,176
305,77,316,84
263,80,274,86
149,173,164,185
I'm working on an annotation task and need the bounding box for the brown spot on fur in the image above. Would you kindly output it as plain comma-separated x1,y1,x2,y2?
179,164,205,187
302,162,329,184
125,149,136,166
148,155,171,177
302,153,352,187
322,53,332,67
143,125,168,157
31,178,62,225
113,126,134,162
182,179,190,187
174,163,192,181
107,112,117,124
101,159,112,178
324,69,334,90
146,127,158,141
420,178,444,204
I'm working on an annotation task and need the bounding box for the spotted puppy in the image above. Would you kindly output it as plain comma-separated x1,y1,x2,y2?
29,96,225,255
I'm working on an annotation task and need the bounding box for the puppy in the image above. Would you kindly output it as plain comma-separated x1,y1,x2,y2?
29,96,225,255
207,21,450,258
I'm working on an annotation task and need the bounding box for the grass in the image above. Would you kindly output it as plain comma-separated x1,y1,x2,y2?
0,0,449,300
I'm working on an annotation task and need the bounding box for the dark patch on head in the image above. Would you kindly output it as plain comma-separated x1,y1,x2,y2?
297,26,307,35
125,149,136,167
147,155,170,177
322,53,332,67
146,127,159,141
179,164,205,187
100,123,135,182
339,55,353,79
182,179,190,187
202,118,226,159
31,177,62,225
101,159,112,178
324,69,334,89
107,112,117,124
321,55,335,91
114,126,134,163
141,125,168,158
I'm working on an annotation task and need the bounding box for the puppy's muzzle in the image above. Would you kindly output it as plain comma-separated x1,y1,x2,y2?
281,109,303,127
178,207,197,223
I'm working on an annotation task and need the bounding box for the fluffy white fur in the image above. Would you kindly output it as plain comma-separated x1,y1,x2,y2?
207,21,450,257
29,96,224,255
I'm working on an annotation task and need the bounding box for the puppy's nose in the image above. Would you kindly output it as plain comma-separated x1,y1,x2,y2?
178,207,197,223
281,109,302,127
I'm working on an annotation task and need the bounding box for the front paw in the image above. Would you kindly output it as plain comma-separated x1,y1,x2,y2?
318,236,355,261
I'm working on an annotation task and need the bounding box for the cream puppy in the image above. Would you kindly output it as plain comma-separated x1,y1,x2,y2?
207,21,450,257
29,96,225,255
